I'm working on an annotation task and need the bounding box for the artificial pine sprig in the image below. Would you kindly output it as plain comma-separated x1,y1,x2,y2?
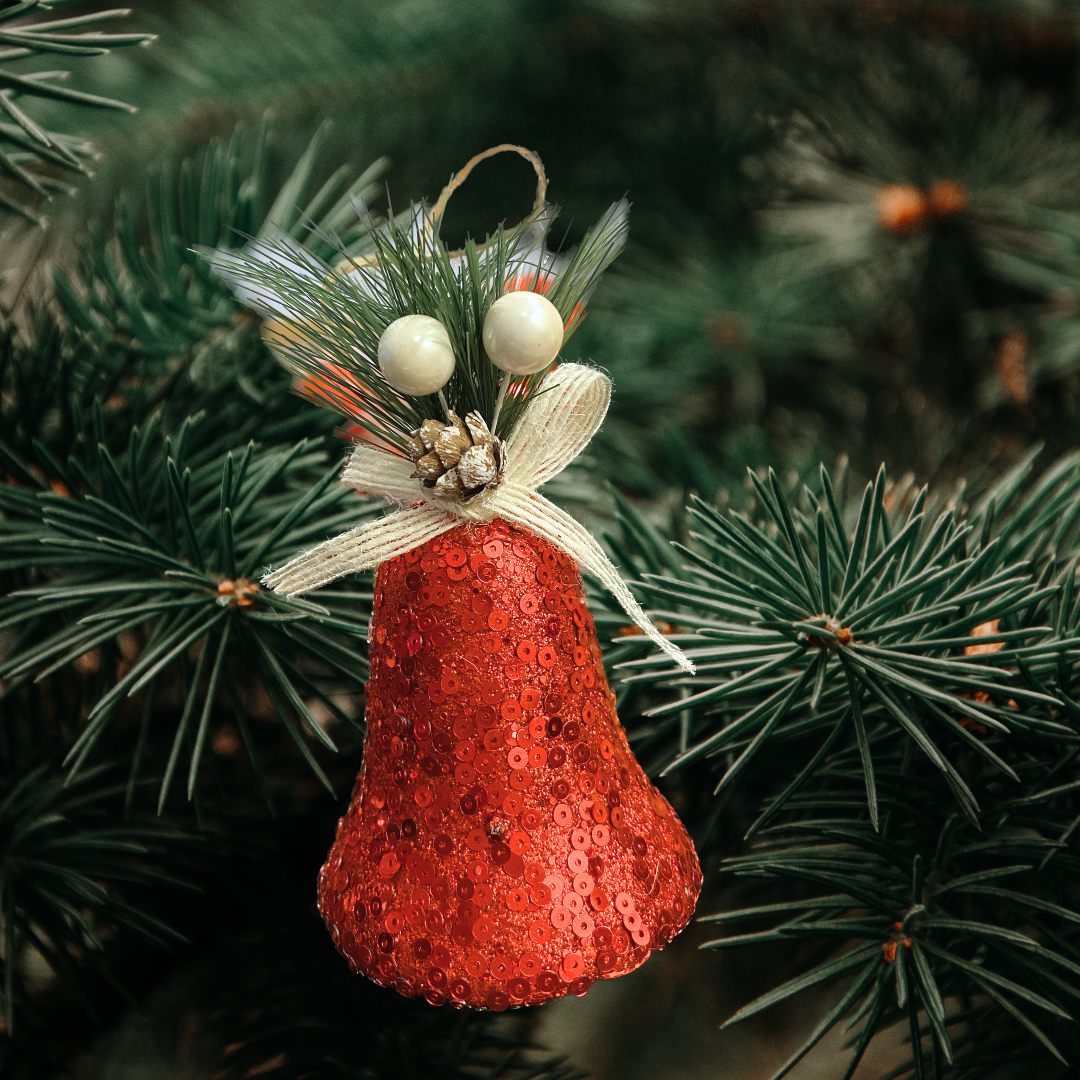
601,453,1080,1080
705,751,1080,1078
203,170,630,450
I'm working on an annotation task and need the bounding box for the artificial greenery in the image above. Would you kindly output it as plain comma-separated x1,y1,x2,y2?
0,416,378,809
205,157,629,449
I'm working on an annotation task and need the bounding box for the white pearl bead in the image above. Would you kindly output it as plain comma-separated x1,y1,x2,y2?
482,291,564,376
377,315,456,396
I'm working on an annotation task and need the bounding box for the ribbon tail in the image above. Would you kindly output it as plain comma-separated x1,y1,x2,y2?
262,507,455,596
490,487,696,674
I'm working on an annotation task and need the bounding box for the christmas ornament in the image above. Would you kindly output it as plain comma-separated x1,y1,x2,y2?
205,144,701,1010
316,518,701,1009
378,314,456,396
483,291,564,376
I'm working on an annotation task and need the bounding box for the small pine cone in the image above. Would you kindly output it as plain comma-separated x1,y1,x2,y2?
413,452,444,481
409,411,504,499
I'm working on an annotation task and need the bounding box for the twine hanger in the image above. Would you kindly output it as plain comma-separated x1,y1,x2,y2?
428,143,549,245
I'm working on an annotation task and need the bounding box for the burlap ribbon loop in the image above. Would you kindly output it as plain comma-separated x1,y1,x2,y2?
262,364,695,673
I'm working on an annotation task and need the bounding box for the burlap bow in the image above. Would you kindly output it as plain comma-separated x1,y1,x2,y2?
263,363,695,673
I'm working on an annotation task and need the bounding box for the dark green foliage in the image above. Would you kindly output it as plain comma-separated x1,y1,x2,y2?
0,1,153,224
9,2,1080,1078
0,415,377,808
763,28,1080,407
0,763,192,1033
0,121,393,484
613,451,1080,1078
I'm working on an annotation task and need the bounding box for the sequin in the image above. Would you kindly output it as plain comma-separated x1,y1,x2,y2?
465,952,488,977
561,953,585,979
530,883,551,905
507,770,531,792
573,873,596,897
572,912,595,938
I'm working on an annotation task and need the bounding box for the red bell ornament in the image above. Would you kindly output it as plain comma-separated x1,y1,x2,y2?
317,519,702,1009
210,145,704,1009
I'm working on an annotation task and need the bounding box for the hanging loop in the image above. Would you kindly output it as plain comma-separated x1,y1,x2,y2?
428,144,548,240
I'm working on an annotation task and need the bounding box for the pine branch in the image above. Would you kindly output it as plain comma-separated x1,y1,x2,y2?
0,416,377,807
0,1,154,224
596,454,1080,1079
0,763,194,1034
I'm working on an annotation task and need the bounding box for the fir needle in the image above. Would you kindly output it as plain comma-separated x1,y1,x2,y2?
438,389,451,419
490,373,510,434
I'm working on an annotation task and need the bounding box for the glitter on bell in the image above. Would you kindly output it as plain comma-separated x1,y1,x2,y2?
317,520,703,1010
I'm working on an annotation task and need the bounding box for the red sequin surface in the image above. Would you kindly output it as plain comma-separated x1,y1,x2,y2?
318,519,702,1010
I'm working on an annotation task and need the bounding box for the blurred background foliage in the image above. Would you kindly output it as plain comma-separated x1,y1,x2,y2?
16,0,1080,497
6,1,1080,1078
